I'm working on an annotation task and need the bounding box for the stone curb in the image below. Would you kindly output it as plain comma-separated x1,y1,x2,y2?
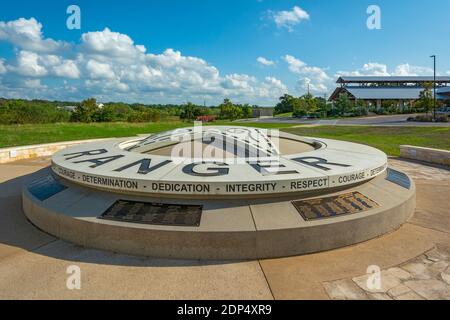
0,138,112,164
400,145,450,167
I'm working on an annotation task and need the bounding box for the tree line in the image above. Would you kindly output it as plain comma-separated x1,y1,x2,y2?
0,97,257,125
1,85,445,125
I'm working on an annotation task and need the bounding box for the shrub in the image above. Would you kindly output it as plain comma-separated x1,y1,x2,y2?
0,100,70,124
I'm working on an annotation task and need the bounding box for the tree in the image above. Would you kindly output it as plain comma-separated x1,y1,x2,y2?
316,97,329,117
355,100,368,116
71,98,98,123
241,104,253,119
218,99,243,120
274,94,296,115
334,93,353,116
302,93,318,113
416,83,434,114
292,94,319,117
292,98,308,117
180,102,202,120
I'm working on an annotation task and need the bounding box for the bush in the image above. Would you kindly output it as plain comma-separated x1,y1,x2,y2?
0,100,70,124
70,98,98,123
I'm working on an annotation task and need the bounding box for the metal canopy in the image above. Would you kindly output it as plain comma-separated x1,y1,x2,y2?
336,76,450,84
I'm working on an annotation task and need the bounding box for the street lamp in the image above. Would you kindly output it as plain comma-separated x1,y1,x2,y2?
430,55,436,120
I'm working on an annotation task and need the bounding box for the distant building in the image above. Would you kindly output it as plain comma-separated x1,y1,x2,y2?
329,76,450,109
252,108,274,118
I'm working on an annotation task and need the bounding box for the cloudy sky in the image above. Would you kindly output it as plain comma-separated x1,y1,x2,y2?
1,0,449,105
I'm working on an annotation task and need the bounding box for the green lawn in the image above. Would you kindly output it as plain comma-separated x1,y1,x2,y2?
284,126,450,156
0,121,297,149
274,112,293,118
1,122,449,157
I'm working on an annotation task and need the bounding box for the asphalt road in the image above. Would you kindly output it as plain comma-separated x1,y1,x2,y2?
242,114,450,127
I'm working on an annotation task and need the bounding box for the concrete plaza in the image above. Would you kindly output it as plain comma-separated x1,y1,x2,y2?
0,157,449,299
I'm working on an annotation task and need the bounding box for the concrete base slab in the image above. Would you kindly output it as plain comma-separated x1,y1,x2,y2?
22,166,416,260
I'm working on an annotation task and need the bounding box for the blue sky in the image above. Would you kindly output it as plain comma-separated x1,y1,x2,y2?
0,0,449,105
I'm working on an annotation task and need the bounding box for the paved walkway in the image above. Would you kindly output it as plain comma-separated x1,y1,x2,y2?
0,157,449,299
243,114,450,127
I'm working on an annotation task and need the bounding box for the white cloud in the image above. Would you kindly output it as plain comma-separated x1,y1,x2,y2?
86,59,116,80
52,60,80,79
284,55,331,94
298,78,328,94
23,78,46,89
81,28,146,60
337,63,390,77
0,18,288,104
259,76,288,97
393,63,433,76
257,57,275,66
283,55,306,73
0,18,65,53
11,51,48,77
0,59,6,74
337,62,435,77
223,74,254,90
272,6,310,31
264,76,287,90
85,79,129,93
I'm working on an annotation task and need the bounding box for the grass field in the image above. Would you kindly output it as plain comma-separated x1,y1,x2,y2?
0,121,297,149
285,126,450,156
0,122,449,157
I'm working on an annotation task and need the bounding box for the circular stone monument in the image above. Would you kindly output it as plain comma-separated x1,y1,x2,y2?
22,126,415,260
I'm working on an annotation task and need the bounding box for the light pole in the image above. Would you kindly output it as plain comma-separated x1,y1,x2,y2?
430,55,436,120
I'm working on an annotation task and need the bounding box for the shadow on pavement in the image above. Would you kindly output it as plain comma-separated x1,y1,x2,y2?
0,167,242,268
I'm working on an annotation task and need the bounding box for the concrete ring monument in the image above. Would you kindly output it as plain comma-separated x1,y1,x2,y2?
22,125,415,260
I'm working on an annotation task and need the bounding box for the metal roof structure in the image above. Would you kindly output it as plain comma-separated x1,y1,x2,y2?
336,76,450,84
329,86,450,101
329,86,427,101
330,76,450,101
346,87,424,100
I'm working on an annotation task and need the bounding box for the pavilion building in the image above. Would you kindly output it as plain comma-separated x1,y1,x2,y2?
329,76,450,110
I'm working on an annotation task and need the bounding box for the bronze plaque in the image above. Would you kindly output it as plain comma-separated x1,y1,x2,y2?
28,175,67,201
292,192,379,221
99,200,202,227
